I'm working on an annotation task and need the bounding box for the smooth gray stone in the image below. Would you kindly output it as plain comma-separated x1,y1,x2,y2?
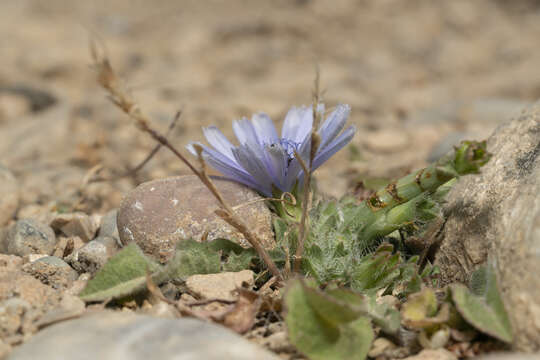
8,312,280,360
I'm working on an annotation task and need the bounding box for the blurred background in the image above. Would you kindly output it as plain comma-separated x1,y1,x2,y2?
1,0,539,213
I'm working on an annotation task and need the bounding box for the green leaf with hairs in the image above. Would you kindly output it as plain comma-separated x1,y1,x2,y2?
208,238,256,272
351,244,401,292
165,239,221,279
325,287,400,335
285,279,374,360
222,250,255,272
450,264,513,343
79,243,162,302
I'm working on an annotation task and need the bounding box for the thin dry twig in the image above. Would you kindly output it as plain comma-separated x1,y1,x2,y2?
293,67,322,273
186,298,237,307
87,110,182,184
145,270,197,318
90,40,282,280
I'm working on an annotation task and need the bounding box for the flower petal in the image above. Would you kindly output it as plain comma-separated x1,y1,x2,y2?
187,142,259,189
264,143,288,191
317,104,351,151
284,135,311,191
233,117,258,146
281,106,313,144
251,112,279,145
313,125,356,170
233,145,274,196
202,126,236,160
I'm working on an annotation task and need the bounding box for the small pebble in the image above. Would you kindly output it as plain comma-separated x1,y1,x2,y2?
6,219,56,256
52,236,85,259
22,256,78,289
66,236,118,274
185,270,254,301
97,209,119,242
50,212,98,242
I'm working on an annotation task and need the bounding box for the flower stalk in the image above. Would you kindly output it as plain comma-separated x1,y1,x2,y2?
90,42,283,280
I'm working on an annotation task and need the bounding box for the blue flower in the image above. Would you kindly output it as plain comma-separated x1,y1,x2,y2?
188,104,355,197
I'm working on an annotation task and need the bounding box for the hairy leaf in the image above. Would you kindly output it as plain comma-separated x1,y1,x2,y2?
165,239,221,279
285,279,374,360
401,288,450,329
79,243,162,302
325,287,400,335
450,264,513,343
351,244,401,292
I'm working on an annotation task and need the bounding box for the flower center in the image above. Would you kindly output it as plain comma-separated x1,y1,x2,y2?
277,138,300,160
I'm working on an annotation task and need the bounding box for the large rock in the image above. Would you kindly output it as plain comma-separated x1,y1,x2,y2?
8,312,280,360
117,175,274,262
434,103,540,351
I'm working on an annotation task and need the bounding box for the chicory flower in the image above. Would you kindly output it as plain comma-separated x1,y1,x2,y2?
188,104,355,197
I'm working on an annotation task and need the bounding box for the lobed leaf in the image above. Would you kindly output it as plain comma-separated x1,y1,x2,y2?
165,239,221,279
450,264,513,343
79,243,162,302
285,279,374,360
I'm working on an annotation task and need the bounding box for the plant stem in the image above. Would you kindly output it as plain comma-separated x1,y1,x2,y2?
90,43,282,280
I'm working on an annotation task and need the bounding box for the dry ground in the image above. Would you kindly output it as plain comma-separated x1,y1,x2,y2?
1,0,539,213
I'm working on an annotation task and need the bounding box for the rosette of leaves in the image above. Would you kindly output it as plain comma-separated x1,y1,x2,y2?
285,140,490,288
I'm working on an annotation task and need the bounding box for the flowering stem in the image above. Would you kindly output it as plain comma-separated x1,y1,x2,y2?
90,42,282,281
293,69,324,273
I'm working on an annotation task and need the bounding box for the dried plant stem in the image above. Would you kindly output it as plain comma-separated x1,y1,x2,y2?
292,67,323,273
90,42,282,280
215,209,282,279
88,110,181,184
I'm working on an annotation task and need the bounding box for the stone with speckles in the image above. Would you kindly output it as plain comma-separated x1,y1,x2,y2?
117,175,274,263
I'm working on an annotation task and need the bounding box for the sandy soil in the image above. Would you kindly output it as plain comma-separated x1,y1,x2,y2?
1,0,539,210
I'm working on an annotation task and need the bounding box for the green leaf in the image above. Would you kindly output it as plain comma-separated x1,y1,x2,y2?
285,279,374,360
223,250,254,272
452,140,491,175
165,239,221,279
208,238,247,254
401,288,451,329
450,264,513,343
79,243,161,302
325,287,400,335
351,244,401,292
